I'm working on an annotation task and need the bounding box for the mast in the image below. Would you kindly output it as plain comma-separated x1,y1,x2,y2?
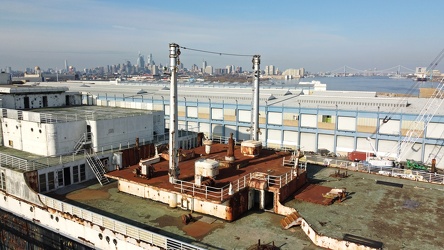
168,43,180,183
252,55,261,141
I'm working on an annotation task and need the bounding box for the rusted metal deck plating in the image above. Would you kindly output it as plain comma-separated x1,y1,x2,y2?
106,143,299,201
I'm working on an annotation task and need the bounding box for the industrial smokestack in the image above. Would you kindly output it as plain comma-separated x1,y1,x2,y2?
168,43,180,183
252,55,261,141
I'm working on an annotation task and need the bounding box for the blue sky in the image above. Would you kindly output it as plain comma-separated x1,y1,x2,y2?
1,0,444,73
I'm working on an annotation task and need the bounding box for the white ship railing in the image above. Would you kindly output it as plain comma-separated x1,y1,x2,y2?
0,152,47,171
317,158,444,184
174,169,301,202
39,195,205,250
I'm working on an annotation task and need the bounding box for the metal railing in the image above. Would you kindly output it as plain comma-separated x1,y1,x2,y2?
0,153,47,171
318,158,444,184
174,169,300,202
39,195,205,250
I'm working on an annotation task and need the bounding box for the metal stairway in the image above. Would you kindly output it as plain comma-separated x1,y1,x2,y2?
85,151,110,185
73,133,91,155
280,211,303,229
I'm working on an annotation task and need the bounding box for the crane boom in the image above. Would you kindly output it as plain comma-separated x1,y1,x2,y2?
394,77,444,162
425,48,444,80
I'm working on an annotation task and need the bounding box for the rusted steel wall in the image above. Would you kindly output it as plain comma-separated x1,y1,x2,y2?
24,171,39,193
121,143,155,169
227,188,250,221
0,208,92,249
279,171,307,203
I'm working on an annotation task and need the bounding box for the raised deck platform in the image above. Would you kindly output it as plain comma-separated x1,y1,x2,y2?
106,143,307,221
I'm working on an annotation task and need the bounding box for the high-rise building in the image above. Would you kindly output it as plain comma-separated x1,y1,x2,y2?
147,53,153,65
152,65,159,75
136,52,145,70
64,60,68,72
202,60,207,73
269,65,275,75
226,65,233,74
204,65,213,75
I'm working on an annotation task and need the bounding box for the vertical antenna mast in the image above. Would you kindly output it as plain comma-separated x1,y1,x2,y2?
252,55,261,141
168,43,180,183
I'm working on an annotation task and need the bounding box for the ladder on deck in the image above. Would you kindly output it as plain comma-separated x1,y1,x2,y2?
73,133,91,155
280,211,303,230
85,151,110,185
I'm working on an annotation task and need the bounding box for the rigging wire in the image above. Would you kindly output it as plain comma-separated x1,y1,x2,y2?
179,46,254,57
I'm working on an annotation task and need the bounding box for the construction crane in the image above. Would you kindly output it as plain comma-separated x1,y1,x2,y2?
423,48,444,81
367,49,444,169
393,49,444,168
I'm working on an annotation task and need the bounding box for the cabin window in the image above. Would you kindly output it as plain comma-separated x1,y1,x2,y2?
322,115,332,123
73,166,79,183
39,174,47,192
8,140,13,147
57,170,63,187
80,164,86,181
24,97,30,109
0,172,5,190
48,172,55,190
43,96,48,107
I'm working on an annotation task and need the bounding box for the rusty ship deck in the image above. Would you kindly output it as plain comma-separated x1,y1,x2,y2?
46,144,444,250
105,143,307,222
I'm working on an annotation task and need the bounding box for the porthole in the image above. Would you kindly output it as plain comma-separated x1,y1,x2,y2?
39,129,42,133
16,125,18,129
55,217,59,222
98,233,103,240
30,207,33,212
106,236,110,243
50,214,54,219
31,128,34,132
113,239,117,245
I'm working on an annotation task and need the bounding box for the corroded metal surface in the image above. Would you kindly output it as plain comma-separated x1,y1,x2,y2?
106,143,307,221
24,171,39,192
295,184,335,205
107,143,297,194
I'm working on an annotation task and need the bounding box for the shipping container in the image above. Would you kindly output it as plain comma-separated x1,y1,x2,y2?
347,151,374,162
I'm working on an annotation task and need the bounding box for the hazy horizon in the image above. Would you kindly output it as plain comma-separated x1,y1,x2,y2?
1,0,444,73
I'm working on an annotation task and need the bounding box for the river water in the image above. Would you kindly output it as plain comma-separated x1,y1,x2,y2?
289,76,437,96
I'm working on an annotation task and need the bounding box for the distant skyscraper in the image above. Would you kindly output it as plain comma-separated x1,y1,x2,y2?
202,60,207,73
64,60,68,72
269,65,275,75
136,52,145,70
152,65,159,75
204,66,213,75
147,53,153,65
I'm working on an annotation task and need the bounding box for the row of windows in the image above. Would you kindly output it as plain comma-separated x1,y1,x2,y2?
182,100,404,120
39,164,86,193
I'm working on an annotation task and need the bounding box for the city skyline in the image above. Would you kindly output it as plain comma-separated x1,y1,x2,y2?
1,0,444,72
